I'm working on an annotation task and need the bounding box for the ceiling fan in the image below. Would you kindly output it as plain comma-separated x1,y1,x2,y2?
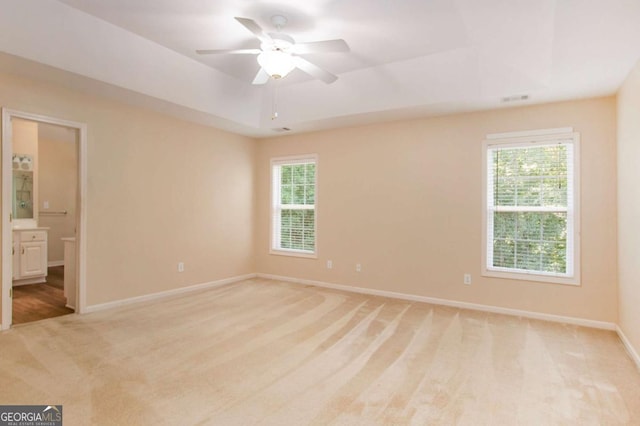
197,15,349,85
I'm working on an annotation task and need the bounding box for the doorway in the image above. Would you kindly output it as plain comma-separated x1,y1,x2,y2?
2,109,87,329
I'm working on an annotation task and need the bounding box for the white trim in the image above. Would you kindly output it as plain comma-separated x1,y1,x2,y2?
77,120,88,315
481,131,581,286
269,249,318,259
1,110,12,330
12,277,47,286
270,154,318,258
482,269,578,286
271,155,317,166
617,326,640,371
48,260,65,267
493,206,570,213
1,109,88,330
486,127,573,140
256,273,616,331
84,273,257,313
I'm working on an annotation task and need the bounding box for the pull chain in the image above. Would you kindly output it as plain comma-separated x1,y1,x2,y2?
271,78,279,120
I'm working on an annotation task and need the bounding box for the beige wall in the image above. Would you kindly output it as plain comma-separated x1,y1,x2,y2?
256,97,619,322
617,60,640,356
12,118,38,156
0,70,622,328
0,71,256,318
38,136,78,264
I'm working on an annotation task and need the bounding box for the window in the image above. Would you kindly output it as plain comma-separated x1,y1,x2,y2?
271,155,317,257
482,129,580,285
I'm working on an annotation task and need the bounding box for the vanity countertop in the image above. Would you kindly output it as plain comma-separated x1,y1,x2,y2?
12,226,50,231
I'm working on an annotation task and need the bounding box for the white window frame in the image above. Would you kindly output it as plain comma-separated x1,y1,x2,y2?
270,154,318,258
481,128,580,286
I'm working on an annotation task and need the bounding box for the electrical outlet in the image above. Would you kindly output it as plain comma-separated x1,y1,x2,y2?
327,260,333,269
464,274,471,285
43,201,49,209
356,263,362,272
178,262,184,273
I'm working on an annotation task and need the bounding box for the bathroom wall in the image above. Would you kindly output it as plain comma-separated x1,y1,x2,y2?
38,125,78,265
10,119,78,266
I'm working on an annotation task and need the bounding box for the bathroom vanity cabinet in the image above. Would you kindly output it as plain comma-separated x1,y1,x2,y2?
13,228,48,285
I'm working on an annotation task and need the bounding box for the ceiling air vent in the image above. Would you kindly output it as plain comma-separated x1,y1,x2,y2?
501,94,530,103
272,127,291,133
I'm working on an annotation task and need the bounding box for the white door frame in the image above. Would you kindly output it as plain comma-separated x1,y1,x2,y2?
1,109,87,329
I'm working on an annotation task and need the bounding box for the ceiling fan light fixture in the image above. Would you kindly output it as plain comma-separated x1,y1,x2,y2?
257,50,295,79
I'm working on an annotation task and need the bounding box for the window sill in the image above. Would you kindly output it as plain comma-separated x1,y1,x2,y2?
269,249,317,259
482,268,580,286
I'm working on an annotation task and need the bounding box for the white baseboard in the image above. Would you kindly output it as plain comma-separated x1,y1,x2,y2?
256,273,616,331
617,325,640,371
48,260,65,267
12,277,47,286
85,273,257,314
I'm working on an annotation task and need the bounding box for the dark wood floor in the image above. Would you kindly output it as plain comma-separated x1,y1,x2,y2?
12,266,74,325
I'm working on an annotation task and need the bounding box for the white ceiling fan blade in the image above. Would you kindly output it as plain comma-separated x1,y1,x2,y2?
293,56,338,84
252,68,271,85
235,17,272,44
291,39,350,54
196,48,261,55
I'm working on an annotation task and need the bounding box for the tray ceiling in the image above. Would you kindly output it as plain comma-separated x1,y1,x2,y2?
0,0,639,137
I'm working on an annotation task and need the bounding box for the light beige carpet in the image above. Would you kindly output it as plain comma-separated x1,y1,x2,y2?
0,278,638,425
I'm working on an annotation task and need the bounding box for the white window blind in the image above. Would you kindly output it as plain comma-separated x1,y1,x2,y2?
484,131,580,284
271,156,317,256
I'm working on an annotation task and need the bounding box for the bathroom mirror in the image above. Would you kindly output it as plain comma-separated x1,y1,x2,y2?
13,170,34,219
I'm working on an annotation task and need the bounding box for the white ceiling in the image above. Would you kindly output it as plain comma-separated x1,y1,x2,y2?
0,0,639,137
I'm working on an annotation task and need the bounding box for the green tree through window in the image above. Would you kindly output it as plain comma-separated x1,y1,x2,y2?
486,140,576,278
272,158,316,254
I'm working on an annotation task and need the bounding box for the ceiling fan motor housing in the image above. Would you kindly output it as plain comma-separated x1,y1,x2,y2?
270,15,288,30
